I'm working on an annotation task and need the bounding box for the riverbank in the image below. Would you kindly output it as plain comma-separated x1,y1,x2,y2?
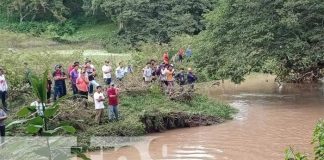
47,86,236,150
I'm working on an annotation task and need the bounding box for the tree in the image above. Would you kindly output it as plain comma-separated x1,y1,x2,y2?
1,0,69,23
85,0,216,44
195,0,324,83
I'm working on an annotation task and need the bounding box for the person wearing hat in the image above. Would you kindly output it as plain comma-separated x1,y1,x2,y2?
107,83,119,121
0,68,8,112
187,68,197,89
52,65,67,101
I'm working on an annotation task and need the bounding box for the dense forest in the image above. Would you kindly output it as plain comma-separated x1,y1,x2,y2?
0,0,323,83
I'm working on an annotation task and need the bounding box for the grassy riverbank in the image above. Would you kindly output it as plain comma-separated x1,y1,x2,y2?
51,86,236,150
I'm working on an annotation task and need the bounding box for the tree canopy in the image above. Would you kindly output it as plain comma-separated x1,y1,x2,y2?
195,0,324,83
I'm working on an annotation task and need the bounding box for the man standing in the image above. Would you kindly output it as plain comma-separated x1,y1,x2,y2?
0,108,7,144
0,68,8,112
143,62,153,84
94,86,105,124
102,61,112,85
163,51,169,64
175,68,186,92
185,46,192,62
107,83,119,121
166,65,175,95
187,68,197,89
70,64,79,96
53,65,67,101
115,62,125,81
85,61,99,95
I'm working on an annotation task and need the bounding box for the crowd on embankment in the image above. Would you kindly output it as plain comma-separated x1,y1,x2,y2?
0,46,197,143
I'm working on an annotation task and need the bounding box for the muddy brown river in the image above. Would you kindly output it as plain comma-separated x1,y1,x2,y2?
87,75,324,160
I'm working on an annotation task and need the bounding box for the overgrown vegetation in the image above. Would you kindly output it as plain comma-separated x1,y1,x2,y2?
195,0,324,83
285,120,324,160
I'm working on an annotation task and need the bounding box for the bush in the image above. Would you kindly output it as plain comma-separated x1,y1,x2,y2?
1,21,77,38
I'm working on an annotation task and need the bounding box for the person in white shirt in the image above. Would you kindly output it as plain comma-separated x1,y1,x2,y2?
143,62,153,83
115,62,126,81
94,86,105,124
0,68,8,112
102,61,113,85
30,100,46,116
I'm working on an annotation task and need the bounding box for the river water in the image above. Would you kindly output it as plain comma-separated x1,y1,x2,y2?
88,75,324,160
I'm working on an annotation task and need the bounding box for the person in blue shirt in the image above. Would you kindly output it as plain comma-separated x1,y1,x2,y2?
185,46,193,62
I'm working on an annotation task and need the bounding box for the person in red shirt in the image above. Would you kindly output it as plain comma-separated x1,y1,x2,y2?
163,51,169,64
107,83,119,121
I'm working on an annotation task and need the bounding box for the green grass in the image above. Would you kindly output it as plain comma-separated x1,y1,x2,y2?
61,23,118,43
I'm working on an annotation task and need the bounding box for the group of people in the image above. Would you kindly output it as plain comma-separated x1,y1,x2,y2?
0,47,197,141
143,48,197,95
163,46,193,64
48,60,127,124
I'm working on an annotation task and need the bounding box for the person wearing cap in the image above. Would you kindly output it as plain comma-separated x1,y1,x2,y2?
70,64,79,95
94,86,105,124
187,68,197,89
107,83,119,121
53,65,67,101
0,68,8,112
102,61,113,85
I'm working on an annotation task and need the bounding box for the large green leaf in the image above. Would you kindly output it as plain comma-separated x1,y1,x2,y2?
28,117,44,125
6,119,28,128
43,125,76,135
26,124,42,134
44,105,59,118
17,107,31,118
61,126,76,134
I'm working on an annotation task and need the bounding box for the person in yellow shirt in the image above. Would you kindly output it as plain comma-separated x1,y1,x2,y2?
166,65,175,95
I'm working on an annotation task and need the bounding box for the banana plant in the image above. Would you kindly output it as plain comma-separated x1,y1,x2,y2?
6,70,77,160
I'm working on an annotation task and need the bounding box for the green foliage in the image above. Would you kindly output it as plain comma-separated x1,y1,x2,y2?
86,0,216,44
286,120,324,160
8,70,75,135
313,120,324,160
195,0,324,83
285,147,308,160
1,21,77,38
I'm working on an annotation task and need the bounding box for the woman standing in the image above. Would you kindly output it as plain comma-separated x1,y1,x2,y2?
76,71,90,107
